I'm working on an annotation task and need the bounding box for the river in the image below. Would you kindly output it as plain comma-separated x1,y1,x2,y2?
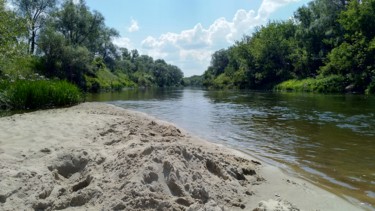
88,88,375,207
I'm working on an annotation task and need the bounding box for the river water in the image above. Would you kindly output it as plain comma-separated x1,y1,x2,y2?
87,88,375,207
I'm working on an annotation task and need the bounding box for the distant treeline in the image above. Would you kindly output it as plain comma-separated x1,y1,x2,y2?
0,0,183,92
183,75,203,87
202,0,375,94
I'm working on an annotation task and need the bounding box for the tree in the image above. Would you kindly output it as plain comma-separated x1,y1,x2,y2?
200,0,373,93
0,0,27,74
37,27,65,77
12,0,56,54
248,21,296,88
210,49,229,76
2,0,182,91
339,0,375,39
52,0,118,54
36,0,120,87
293,0,347,73
131,49,139,62
60,45,93,87
166,64,183,86
321,0,375,92
121,48,131,60
38,27,93,86
97,27,119,70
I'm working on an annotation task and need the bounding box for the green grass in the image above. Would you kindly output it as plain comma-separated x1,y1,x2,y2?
275,75,347,93
0,80,82,110
85,68,137,92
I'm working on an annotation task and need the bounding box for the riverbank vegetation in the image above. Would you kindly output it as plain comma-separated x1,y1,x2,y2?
203,0,375,94
275,75,347,93
183,75,203,87
0,0,184,109
0,77,82,110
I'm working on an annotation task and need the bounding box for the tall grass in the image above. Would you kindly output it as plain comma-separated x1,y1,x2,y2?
0,80,82,110
275,75,347,93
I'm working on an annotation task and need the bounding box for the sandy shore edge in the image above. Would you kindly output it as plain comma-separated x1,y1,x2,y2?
0,102,362,210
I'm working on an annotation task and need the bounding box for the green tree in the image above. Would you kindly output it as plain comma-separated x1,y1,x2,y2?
98,28,119,70
183,75,203,87
201,0,374,94
293,0,347,73
248,21,296,88
151,59,183,87
37,0,120,87
52,0,118,55
0,0,27,74
322,0,375,92
340,0,375,40
12,0,56,54
38,27,93,86
131,49,139,62
210,49,229,76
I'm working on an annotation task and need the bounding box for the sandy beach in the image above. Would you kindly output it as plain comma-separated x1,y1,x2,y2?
0,103,362,210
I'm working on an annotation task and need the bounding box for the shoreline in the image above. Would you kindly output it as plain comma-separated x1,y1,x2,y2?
234,147,372,210
0,103,363,210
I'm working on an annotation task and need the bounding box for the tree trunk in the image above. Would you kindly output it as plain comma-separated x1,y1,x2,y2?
30,30,36,54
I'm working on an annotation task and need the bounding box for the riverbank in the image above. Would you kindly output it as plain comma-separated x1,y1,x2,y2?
0,103,362,210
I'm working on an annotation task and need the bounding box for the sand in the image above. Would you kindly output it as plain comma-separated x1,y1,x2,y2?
0,103,362,211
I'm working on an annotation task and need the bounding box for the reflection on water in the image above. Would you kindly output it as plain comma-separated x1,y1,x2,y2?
87,88,375,207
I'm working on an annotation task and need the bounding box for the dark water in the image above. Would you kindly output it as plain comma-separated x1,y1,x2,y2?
88,88,375,207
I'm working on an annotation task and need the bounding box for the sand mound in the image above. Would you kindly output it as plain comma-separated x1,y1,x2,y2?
0,103,361,211
0,103,263,210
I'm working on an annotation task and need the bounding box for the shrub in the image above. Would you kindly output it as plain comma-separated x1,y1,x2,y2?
0,80,9,91
366,80,375,94
0,80,82,110
275,75,347,93
84,69,137,92
213,73,232,89
314,75,346,93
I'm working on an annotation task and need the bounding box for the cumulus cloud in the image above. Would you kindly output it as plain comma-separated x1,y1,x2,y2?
112,37,133,49
128,18,140,33
139,0,302,76
257,0,300,19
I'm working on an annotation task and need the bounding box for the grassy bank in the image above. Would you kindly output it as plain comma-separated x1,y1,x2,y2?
0,80,82,110
275,75,348,93
85,68,137,92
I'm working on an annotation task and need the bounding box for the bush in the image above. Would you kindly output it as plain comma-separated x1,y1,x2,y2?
0,80,9,91
366,80,375,94
314,75,347,93
274,78,314,92
0,80,82,110
84,69,137,92
213,73,232,89
275,75,347,93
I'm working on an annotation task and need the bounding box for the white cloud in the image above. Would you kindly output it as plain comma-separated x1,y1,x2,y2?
128,18,140,33
257,0,300,19
138,8,264,76
112,37,133,49
127,0,301,76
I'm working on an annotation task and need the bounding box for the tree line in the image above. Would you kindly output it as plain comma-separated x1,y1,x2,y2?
203,0,375,94
0,0,184,92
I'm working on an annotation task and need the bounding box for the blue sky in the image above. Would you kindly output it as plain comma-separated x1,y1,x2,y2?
85,0,311,77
